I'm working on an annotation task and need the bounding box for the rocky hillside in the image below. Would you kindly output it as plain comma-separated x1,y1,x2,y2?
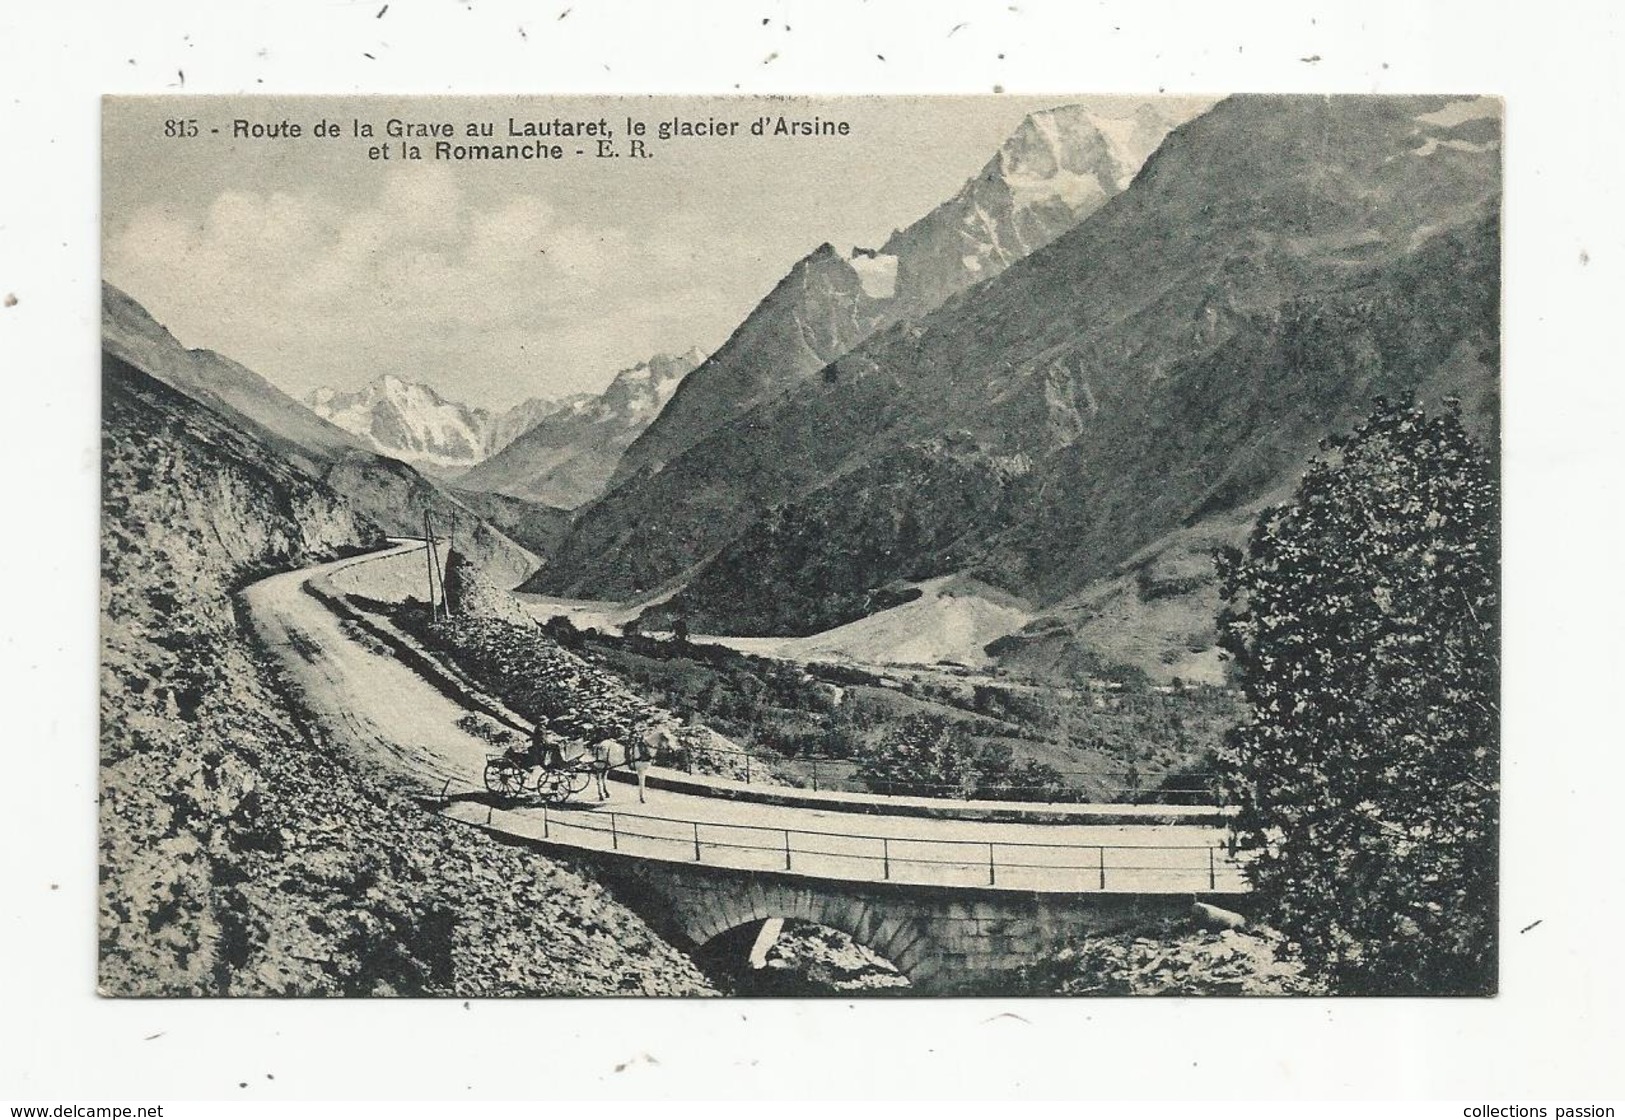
457,348,702,508
1014,919,1321,996
537,96,1501,645
100,352,714,996
609,100,1203,488
489,394,577,453
103,281,364,477
444,486,572,560
985,498,1274,685
319,450,537,590
104,283,540,588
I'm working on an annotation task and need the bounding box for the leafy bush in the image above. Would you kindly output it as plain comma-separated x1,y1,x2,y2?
1216,397,1498,995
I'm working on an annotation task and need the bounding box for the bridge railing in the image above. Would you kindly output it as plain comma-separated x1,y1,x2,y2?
479,800,1247,893
675,742,1224,805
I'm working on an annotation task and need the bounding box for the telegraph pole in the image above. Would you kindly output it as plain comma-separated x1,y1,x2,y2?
423,510,439,622
446,509,457,618
427,511,447,619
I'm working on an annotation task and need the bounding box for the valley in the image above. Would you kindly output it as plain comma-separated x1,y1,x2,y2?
508,588,1238,806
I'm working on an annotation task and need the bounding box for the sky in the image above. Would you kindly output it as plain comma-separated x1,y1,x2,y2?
103,94,1212,410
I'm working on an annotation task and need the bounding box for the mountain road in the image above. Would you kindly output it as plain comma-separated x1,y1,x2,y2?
242,541,1245,895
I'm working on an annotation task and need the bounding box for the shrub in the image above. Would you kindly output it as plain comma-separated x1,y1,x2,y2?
1216,398,1498,995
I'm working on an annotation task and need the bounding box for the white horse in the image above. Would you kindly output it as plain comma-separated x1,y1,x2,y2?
586,723,677,802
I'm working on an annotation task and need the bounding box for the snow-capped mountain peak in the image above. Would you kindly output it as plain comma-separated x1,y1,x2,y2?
596,348,704,420
303,376,498,470
879,99,1211,315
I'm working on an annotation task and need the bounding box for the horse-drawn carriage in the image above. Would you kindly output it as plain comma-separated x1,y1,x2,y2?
482,747,596,803
482,721,674,805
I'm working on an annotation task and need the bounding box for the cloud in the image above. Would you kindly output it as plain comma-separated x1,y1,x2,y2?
104,167,669,404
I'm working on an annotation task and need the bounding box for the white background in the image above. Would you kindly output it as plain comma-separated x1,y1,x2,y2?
2,0,1622,1102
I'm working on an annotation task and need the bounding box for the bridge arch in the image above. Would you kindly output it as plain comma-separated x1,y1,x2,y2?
694,915,912,992
589,855,963,985
683,890,928,986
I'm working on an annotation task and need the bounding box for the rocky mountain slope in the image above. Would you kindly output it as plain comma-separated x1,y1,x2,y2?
103,281,365,477
456,348,702,508
1016,921,1321,996
537,96,1501,645
489,394,576,453
100,354,714,995
443,486,573,559
609,100,1203,487
985,497,1277,685
103,283,539,589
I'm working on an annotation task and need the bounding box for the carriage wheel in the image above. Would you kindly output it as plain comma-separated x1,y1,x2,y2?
484,759,524,798
538,774,573,805
567,768,594,796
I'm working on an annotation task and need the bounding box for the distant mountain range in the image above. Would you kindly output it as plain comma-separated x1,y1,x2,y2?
304,377,569,472
303,349,703,508
455,348,703,508
533,96,1502,652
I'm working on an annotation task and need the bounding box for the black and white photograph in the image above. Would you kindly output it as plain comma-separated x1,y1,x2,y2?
98,91,1501,999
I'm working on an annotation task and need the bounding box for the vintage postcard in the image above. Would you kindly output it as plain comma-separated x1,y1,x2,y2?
100,93,1500,997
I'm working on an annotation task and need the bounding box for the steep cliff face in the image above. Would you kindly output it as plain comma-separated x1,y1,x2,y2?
100,354,714,996
536,97,1500,642
456,348,702,508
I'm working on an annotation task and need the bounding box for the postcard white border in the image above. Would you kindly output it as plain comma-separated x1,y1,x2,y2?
4,0,1622,1101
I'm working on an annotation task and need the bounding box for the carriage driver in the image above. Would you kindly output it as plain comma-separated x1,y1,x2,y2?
524,719,566,778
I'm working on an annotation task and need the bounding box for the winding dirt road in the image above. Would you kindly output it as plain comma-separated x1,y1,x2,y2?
243,542,493,793
242,542,1245,894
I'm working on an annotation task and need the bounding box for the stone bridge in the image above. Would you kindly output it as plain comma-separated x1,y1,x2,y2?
488,824,1246,994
